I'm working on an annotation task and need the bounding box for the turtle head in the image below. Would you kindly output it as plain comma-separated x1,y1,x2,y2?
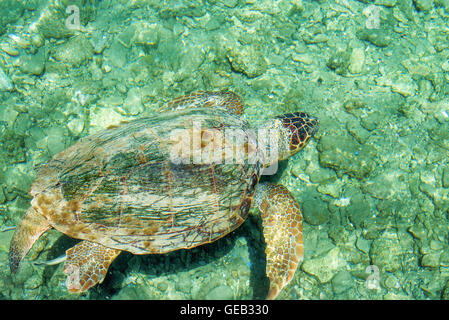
272,112,319,161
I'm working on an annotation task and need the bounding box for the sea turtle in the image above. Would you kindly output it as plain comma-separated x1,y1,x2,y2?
9,91,318,299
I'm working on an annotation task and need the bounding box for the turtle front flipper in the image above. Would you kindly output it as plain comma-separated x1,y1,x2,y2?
160,91,244,115
9,206,51,273
63,241,121,293
254,183,304,300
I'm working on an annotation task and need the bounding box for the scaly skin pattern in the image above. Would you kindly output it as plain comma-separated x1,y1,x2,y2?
63,241,121,293
254,183,304,300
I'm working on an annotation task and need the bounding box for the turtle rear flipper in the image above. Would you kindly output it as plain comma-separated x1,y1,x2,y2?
9,206,51,273
254,183,304,300
63,241,121,293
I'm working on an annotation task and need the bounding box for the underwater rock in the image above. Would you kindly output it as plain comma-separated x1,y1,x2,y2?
0,228,12,252
201,12,225,31
0,0,24,35
331,270,354,295
369,238,402,272
348,47,365,74
375,73,416,97
355,234,371,254
317,179,344,198
92,34,108,55
35,8,73,39
421,253,440,268
302,198,330,226
5,165,33,195
66,116,85,136
205,285,234,299
120,87,144,116
157,0,206,18
343,193,372,229
179,46,206,75
0,105,19,129
328,225,352,247
357,110,385,132
0,186,5,204
390,77,416,97
19,47,46,76
443,167,449,188
302,32,329,44
278,0,304,16
383,274,401,291
103,40,128,69
1,42,19,56
440,249,449,275
291,53,314,65
430,239,444,251
52,36,93,67
376,0,397,6
155,280,169,292
420,185,449,211
428,123,449,150
12,259,35,286
413,0,434,11
112,286,145,300
357,29,392,48
401,58,431,79
384,293,412,300
235,9,265,23
45,126,69,155
443,280,449,299
34,1,97,38
408,221,427,240
227,44,267,78
435,0,449,11
0,67,13,91
308,167,336,184
327,51,350,76
346,119,371,144
302,247,346,283
427,29,449,52
88,105,128,133
363,170,408,200
175,271,192,294
24,273,43,290
317,134,376,179
222,0,239,8
134,23,161,47
31,33,44,48
117,25,137,49
3,137,23,169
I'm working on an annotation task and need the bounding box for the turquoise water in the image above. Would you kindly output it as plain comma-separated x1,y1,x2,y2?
1,0,449,300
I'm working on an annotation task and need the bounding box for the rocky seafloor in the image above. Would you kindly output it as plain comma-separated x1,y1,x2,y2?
1,0,449,300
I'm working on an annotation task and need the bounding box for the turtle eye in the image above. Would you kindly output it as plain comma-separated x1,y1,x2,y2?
276,112,319,151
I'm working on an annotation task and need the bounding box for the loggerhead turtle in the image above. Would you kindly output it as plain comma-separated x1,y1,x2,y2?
9,91,318,299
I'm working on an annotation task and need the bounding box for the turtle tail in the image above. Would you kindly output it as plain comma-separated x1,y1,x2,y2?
9,206,50,273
